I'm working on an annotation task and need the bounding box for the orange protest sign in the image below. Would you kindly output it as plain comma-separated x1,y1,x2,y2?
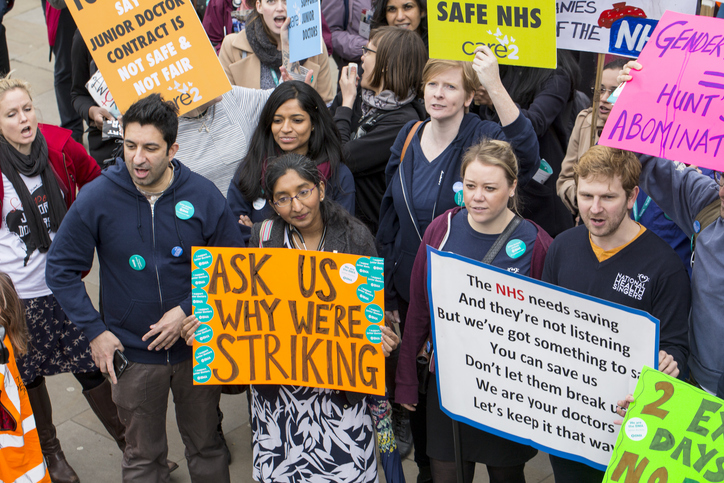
190,247,386,396
66,0,231,115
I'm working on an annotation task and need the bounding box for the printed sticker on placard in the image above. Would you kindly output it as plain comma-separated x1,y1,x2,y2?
370,258,384,274
192,269,210,288
195,303,214,323
195,346,215,365
193,249,213,269
625,417,647,441
194,324,213,343
365,304,384,323
176,201,195,220
357,284,375,303
339,263,359,284
356,258,370,277
193,364,212,383
368,273,384,291
191,288,208,305
366,325,382,344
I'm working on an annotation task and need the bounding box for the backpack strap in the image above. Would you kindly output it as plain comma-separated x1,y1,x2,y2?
692,198,720,253
400,121,423,165
258,219,274,247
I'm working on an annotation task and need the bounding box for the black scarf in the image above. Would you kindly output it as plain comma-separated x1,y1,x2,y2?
245,14,283,69
0,130,67,253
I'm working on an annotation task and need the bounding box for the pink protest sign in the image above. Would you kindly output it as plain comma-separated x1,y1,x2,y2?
599,11,724,171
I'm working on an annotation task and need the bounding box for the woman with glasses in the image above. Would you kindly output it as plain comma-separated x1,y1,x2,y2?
227,81,355,243
330,26,427,233
186,153,398,482
557,58,628,215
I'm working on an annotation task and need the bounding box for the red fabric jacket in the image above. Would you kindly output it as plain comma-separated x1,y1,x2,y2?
394,207,552,405
0,124,101,214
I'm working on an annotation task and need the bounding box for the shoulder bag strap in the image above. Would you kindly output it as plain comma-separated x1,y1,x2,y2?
482,216,522,264
400,121,423,165
259,219,274,247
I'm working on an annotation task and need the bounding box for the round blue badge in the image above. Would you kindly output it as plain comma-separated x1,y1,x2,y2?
693,220,701,233
129,255,146,270
505,239,526,259
175,201,195,220
171,246,183,257
452,181,463,193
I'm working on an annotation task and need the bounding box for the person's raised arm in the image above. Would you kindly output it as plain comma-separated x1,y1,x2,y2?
472,45,519,126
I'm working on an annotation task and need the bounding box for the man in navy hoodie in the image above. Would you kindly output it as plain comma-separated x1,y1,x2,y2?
46,94,241,482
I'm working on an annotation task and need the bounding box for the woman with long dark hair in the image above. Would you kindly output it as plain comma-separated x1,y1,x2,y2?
228,80,354,242
371,0,428,48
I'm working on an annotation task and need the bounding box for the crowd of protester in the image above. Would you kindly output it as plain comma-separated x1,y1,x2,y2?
2,1,724,482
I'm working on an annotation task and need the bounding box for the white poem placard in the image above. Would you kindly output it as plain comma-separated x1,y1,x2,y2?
427,247,658,469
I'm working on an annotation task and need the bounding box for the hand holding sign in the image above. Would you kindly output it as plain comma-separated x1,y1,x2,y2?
472,45,520,126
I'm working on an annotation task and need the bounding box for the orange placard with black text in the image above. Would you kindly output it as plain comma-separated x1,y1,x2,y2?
190,247,386,396
66,0,231,115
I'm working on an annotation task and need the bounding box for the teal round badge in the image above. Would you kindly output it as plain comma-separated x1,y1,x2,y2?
193,249,213,269
505,239,527,259
365,304,384,324
176,201,195,220
368,272,384,291
193,364,212,383
129,255,146,271
366,325,382,344
195,346,215,365
191,269,210,288
454,190,465,207
357,284,375,303
195,324,213,343
195,303,214,323
356,258,370,277
369,257,384,275
192,288,208,306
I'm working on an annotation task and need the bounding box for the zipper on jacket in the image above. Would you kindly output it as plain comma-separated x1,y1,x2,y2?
149,200,169,364
431,170,444,221
398,167,423,242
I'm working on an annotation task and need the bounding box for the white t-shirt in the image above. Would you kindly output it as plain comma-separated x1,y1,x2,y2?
1,172,56,299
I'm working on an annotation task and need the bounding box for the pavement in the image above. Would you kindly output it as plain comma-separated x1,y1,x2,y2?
4,2,555,481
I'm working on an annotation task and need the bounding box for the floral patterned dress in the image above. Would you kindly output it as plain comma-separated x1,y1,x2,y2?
251,385,378,482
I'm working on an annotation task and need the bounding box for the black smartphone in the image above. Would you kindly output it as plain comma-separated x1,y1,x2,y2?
113,349,129,380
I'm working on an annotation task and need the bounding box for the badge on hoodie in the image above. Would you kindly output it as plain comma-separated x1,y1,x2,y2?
129,255,146,270
453,181,464,207
176,201,195,220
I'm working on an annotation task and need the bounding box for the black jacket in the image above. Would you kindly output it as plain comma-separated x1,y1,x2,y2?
331,92,427,233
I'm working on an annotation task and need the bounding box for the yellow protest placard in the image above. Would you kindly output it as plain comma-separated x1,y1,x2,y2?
66,0,231,115
428,0,557,68
190,247,386,396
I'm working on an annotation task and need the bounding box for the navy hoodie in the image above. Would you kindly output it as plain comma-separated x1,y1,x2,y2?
377,113,540,309
46,159,244,365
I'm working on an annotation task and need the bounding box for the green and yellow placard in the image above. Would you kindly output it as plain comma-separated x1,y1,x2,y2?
427,0,557,68
604,366,724,482
190,247,386,396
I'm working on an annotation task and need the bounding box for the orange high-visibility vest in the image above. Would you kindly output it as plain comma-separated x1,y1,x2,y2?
0,334,50,483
